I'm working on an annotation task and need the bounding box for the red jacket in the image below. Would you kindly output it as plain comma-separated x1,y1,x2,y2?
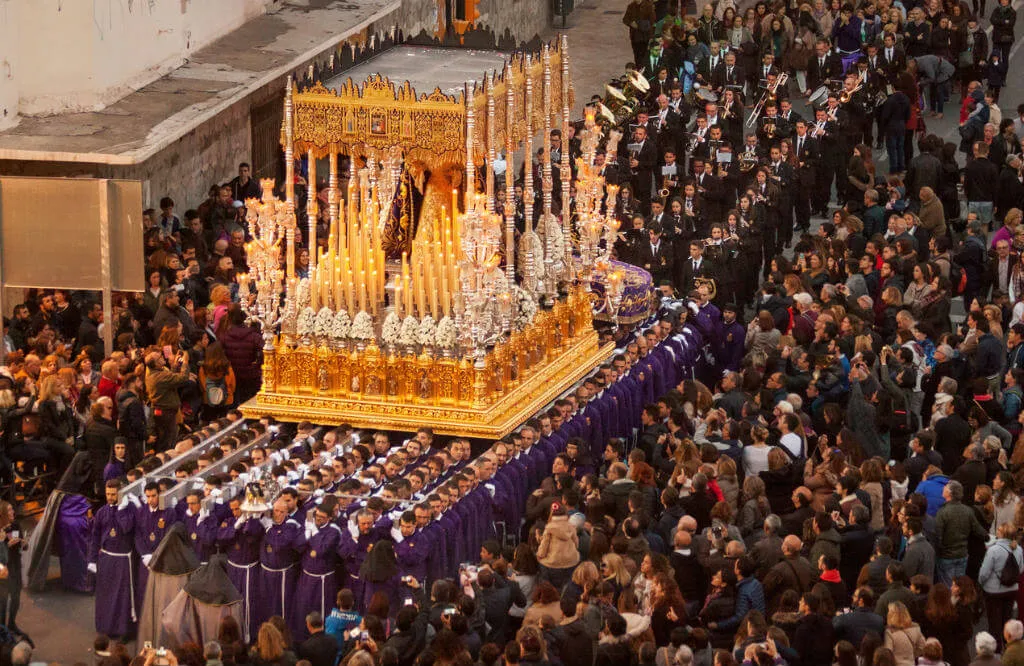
97,375,120,406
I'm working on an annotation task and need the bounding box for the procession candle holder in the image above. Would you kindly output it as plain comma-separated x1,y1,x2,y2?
241,181,288,352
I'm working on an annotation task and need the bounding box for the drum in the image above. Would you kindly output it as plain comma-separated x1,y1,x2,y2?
808,86,830,107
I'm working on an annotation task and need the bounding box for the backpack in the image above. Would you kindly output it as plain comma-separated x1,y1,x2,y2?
1000,544,1021,586
205,376,226,406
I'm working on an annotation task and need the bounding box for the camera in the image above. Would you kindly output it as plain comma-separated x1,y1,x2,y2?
443,607,458,617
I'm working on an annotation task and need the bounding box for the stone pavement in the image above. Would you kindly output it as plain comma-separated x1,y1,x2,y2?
541,0,634,116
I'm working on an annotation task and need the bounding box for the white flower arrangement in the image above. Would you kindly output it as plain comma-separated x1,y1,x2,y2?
513,285,538,331
296,278,310,310
349,311,374,341
297,306,316,338
398,315,420,346
435,316,457,348
417,315,437,346
331,310,351,340
543,214,566,270
314,307,334,339
381,311,402,346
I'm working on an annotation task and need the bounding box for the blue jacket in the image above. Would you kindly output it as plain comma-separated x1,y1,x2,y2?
916,474,950,516
717,576,765,631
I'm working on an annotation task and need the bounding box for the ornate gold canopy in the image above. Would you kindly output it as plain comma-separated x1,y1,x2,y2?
284,39,575,170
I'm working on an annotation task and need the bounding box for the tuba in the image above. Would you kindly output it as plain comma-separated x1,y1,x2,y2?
694,277,718,301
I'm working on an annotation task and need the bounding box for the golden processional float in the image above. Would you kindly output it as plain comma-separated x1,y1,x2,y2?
238,36,653,437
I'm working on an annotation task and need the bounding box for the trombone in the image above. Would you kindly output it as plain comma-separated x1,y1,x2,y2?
745,72,789,127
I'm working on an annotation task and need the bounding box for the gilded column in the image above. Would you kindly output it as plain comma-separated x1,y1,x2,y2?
504,63,516,287
560,36,573,276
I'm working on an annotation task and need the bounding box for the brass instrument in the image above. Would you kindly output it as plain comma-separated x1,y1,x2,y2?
745,72,789,127
684,132,703,153
707,139,722,165
739,149,760,172
762,118,777,139
839,82,863,104
628,144,640,176
693,276,718,300
658,175,676,201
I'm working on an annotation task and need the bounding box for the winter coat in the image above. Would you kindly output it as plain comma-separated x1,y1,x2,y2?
978,538,1023,594
918,192,947,238
537,515,581,570
884,623,926,666
220,324,263,381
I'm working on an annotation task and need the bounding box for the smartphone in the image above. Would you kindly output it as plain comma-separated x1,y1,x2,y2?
360,631,369,641
404,598,414,606
144,641,153,650
9,530,18,539
162,345,173,360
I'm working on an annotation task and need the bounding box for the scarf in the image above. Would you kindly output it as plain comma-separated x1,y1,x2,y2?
820,568,842,583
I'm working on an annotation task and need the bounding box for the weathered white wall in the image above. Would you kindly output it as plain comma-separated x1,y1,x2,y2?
12,0,274,117
0,0,19,131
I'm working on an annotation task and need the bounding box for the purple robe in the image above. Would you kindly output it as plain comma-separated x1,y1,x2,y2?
393,529,428,587
292,522,342,641
181,511,218,562
56,494,93,592
135,505,177,612
255,518,305,627
103,460,128,482
217,516,263,643
90,503,137,637
338,527,376,611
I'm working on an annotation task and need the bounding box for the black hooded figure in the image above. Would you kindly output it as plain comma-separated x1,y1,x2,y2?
138,523,201,648
160,554,244,648
359,540,402,616
26,452,95,593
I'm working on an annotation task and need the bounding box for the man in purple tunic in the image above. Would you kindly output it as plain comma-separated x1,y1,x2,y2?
217,496,264,643
88,479,138,639
180,491,218,563
292,501,342,641
338,509,376,610
134,481,178,612
255,498,306,628
392,511,428,603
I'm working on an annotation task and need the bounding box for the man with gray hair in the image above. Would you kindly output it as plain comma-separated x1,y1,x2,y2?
1004,620,1024,664
751,514,784,576
973,631,997,660
298,610,338,666
952,443,987,501
934,479,987,585
204,641,223,666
